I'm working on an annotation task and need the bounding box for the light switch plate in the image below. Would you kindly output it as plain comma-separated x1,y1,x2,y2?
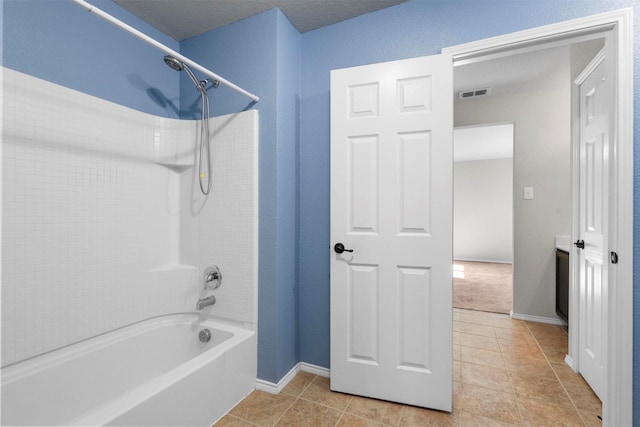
524,186,534,200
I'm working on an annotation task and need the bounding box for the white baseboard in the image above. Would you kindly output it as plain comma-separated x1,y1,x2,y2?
564,354,578,372
510,311,567,325
300,362,330,377
255,364,300,394
255,362,330,394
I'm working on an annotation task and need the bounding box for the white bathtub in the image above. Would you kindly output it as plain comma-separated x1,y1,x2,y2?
1,313,256,426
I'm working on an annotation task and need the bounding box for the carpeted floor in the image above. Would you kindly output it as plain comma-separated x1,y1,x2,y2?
453,260,512,314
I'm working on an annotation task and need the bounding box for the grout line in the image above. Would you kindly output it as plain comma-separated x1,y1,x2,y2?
522,320,589,422
396,404,406,427
270,395,299,427
507,321,532,426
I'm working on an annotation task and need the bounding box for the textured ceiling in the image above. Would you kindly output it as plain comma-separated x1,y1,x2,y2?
114,0,407,41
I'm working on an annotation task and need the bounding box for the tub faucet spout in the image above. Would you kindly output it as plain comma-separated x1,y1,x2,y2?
196,295,216,311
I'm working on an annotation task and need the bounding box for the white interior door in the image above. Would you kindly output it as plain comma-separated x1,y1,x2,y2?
330,54,453,411
575,48,609,401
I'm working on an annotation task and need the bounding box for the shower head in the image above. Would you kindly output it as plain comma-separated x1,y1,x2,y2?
163,56,219,92
164,55,183,72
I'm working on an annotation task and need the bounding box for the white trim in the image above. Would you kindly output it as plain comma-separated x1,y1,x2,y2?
252,110,260,325
565,354,578,372
445,9,633,426
606,8,634,427
511,311,566,326
255,364,301,395
300,362,330,378
254,362,330,394
443,11,619,65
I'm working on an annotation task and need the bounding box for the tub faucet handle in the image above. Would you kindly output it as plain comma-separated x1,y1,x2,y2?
204,265,222,290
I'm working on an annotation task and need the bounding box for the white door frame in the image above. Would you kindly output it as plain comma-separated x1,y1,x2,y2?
443,9,633,427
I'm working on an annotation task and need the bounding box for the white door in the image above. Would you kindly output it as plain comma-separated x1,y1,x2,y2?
575,48,609,401
330,54,453,411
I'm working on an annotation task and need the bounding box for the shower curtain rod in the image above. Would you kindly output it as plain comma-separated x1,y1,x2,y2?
70,0,260,103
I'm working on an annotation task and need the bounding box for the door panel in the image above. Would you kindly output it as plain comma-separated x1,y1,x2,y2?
577,49,608,401
330,54,452,411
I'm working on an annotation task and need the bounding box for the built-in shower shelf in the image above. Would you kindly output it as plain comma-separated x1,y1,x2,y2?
155,162,193,172
149,264,198,273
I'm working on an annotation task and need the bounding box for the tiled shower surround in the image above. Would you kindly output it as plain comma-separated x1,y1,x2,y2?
1,68,258,366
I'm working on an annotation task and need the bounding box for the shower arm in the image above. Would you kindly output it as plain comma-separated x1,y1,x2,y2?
70,0,260,103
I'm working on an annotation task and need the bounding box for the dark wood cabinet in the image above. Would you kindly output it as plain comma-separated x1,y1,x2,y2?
556,249,569,324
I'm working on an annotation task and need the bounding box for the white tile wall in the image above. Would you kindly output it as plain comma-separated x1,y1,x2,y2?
1,68,258,366
191,111,259,324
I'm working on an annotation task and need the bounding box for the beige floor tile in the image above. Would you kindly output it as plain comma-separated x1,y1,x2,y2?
563,382,602,413
345,395,404,426
214,414,258,426
453,331,461,345
453,344,461,361
459,333,500,352
539,345,568,364
230,391,296,427
526,323,567,339
460,346,504,368
498,335,540,349
517,398,583,426
452,381,462,411
503,357,556,380
458,410,519,426
336,413,387,427
538,338,569,352
400,405,458,426
579,409,603,427
455,322,496,338
535,334,571,348
458,383,520,425
453,362,461,382
281,371,316,397
300,376,352,411
458,309,504,317
510,375,572,407
275,399,341,427
494,326,533,341
461,363,511,391
499,340,546,360
550,362,599,399
550,362,583,384
218,315,602,427
459,313,494,326
490,316,525,330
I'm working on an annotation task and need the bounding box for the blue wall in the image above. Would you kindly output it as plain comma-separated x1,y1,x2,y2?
2,0,180,117
275,10,302,380
181,8,302,383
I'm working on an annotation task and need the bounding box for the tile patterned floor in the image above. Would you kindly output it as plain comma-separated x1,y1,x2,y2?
214,308,602,427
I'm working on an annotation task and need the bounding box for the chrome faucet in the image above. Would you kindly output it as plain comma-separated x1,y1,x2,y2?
196,295,216,311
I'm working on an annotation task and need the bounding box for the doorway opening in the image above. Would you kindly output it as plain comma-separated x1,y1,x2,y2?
453,123,514,315
444,8,633,424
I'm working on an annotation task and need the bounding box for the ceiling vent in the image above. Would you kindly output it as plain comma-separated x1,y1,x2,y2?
458,88,492,100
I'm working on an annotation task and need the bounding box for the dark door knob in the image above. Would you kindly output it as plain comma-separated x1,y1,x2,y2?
334,243,353,254
574,240,585,249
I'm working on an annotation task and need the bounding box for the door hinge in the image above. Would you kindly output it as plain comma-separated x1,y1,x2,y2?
610,251,619,264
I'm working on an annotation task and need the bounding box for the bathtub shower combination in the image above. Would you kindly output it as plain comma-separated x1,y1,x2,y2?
2,50,259,426
1,315,256,426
